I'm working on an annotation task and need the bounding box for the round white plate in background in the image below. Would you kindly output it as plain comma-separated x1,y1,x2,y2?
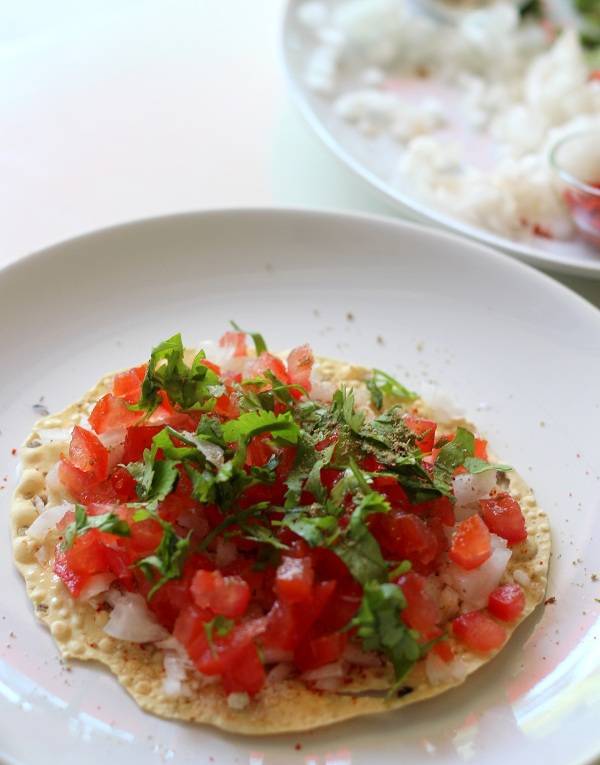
282,0,600,279
1,209,599,764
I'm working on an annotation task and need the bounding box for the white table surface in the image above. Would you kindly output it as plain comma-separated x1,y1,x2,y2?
2,0,600,308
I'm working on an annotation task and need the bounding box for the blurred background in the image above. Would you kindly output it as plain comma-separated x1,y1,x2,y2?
2,0,599,304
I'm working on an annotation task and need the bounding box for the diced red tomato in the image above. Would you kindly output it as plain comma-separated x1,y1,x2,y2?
286,344,314,394
58,457,99,502
110,466,138,501
53,548,85,596
295,631,347,672
372,511,440,571
122,425,163,464
371,475,410,510
404,415,436,453
432,640,454,663
479,493,527,546
474,438,488,460
452,610,506,653
89,393,143,434
219,331,247,357
112,364,146,404
214,389,240,419
221,641,265,695
397,572,440,638
199,359,221,375
54,528,121,596
246,352,290,385
275,556,314,604
245,433,274,468
412,496,455,527
487,583,525,622
68,426,109,482
449,515,492,570
191,570,251,618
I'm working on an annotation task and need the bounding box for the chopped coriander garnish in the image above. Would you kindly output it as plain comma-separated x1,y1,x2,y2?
62,504,130,550
366,369,417,411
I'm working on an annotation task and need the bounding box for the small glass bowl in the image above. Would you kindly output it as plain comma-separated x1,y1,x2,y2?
550,129,600,247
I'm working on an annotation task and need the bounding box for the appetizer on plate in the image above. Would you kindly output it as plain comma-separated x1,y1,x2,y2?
11,329,550,733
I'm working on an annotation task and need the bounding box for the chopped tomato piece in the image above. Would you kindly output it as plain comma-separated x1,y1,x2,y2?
110,466,138,501
449,515,492,570
112,365,146,404
286,344,314,393
246,352,290,385
412,496,455,527
198,359,221,375
275,556,314,604
371,475,410,510
58,457,98,501
397,572,440,637
295,632,347,672
222,641,265,695
452,610,506,653
432,640,454,663
89,393,142,434
68,426,109,481
487,583,525,622
474,438,488,460
372,511,440,570
245,433,274,468
479,493,527,546
404,415,436,453
219,331,247,357
191,570,250,618
122,425,163,464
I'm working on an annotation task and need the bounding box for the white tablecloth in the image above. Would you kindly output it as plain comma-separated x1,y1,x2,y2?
2,0,600,307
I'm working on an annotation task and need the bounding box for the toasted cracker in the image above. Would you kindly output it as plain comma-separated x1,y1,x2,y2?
11,358,550,733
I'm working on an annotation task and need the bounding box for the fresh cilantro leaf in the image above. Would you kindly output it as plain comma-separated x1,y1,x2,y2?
433,427,475,492
136,522,191,598
366,369,417,411
127,451,179,503
134,333,220,413
222,410,299,445
350,580,422,688
198,503,270,551
195,416,226,449
283,512,339,547
464,457,512,474
237,521,290,550
334,491,390,585
230,321,267,356
388,560,412,579
332,387,365,434
204,615,234,651
62,504,130,550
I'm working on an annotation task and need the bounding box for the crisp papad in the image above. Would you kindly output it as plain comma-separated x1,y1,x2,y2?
11,357,551,734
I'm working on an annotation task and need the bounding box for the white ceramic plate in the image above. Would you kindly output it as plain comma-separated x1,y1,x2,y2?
282,0,600,279
1,209,599,765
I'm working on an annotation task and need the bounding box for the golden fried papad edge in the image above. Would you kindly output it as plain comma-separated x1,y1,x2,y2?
11,357,550,734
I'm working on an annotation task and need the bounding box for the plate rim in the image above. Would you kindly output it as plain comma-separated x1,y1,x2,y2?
4,206,600,328
280,0,600,281
2,206,600,765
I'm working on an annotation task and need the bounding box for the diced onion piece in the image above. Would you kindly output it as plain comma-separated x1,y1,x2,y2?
314,676,343,692
453,471,497,517
35,428,72,445
342,643,382,668
425,652,468,686
443,534,511,610
163,652,191,697
310,377,336,402
196,439,224,468
215,538,238,568
27,501,73,542
266,662,294,685
79,573,115,601
227,692,250,710
301,661,345,683
99,428,126,470
103,592,169,643
262,647,294,665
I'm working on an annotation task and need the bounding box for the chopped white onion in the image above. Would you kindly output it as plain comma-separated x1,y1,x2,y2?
342,643,382,668
262,647,294,665
302,661,345,683
178,509,210,537
163,652,191,696
215,538,238,568
79,573,115,601
99,428,126,470
453,471,497,520
32,495,45,513
425,652,468,686
35,547,49,565
46,463,64,496
196,439,224,468
314,677,343,692
310,377,336,402
418,385,464,421
512,568,531,587
103,592,169,643
266,662,294,685
443,534,512,610
27,501,73,542
227,692,250,710
35,428,72,445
